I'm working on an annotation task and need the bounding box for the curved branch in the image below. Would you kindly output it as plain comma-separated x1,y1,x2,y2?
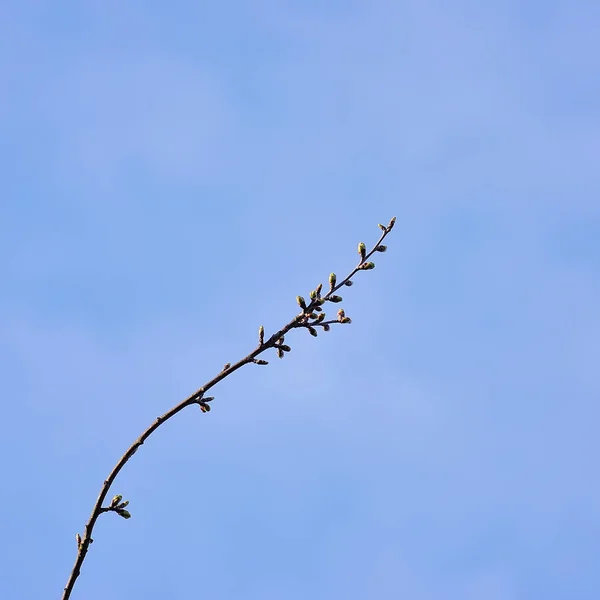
62,217,396,599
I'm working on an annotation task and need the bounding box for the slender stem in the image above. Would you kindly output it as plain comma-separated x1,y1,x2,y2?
62,220,394,599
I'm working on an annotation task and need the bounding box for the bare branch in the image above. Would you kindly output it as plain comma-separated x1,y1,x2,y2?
62,218,396,599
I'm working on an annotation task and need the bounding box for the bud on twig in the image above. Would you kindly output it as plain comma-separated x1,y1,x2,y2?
253,359,269,365
308,327,318,337
258,325,265,345
358,242,367,261
329,295,343,303
296,296,306,310
110,495,122,508
359,262,375,270
329,273,336,289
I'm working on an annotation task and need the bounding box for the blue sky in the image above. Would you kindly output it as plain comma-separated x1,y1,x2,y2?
1,1,599,598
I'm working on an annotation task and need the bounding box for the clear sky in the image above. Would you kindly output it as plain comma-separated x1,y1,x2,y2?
1,1,599,598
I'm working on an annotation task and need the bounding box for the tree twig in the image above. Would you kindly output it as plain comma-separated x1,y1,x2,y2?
62,217,396,599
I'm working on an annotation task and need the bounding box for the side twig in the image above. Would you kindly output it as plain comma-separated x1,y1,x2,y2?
62,217,396,599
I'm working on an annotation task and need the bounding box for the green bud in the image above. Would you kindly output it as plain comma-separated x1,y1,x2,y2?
337,308,345,320
310,289,317,300
316,313,325,323
118,500,129,509
254,359,269,365
387,216,397,230
329,273,337,288
199,402,211,413
308,327,318,337
118,509,131,519
376,245,387,252
315,283,323,296
340,317,352,324
358,242,367,258
258,325,265,344
378,223,386,231
110,495,122,508
296,296,306,309
279,344,291,352
360,262,375,270
277,348,284,359
323,323,331,332
329,295,343,303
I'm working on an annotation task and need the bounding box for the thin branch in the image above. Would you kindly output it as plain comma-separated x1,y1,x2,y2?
62,217,396,599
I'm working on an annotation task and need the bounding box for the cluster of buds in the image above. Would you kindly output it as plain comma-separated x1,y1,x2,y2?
197,396,214,413
292,273,354,336
274,335,291,359
253,329,292,364
105,494,131,519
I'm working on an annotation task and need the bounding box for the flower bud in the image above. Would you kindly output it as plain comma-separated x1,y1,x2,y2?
358,242,367,259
